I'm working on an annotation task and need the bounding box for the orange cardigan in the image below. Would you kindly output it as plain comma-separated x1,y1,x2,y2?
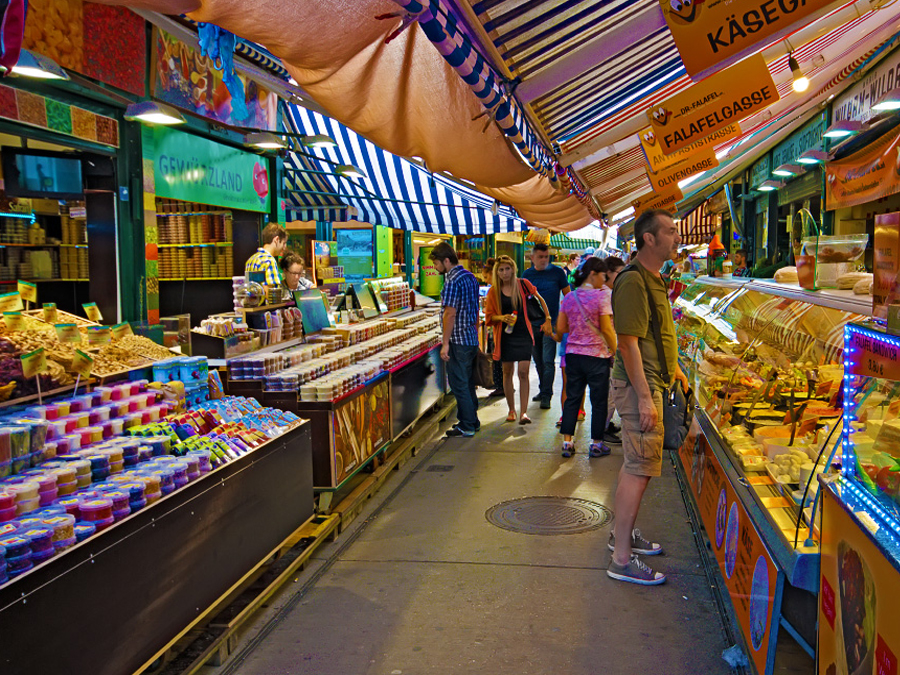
484,279,537,361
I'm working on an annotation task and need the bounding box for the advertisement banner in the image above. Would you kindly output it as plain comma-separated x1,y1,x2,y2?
825,126,900,210
639,122,740,175
632,185,684,216
148,126,271,213
647,55,778,156
645,148,718,193
419,247,444,296
833,45,900,124
680,436,779,675
659,0,834,78
819,485,900,675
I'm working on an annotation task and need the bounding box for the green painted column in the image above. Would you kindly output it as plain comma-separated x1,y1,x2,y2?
316,221,333,240
404,231,414,287
374,225,393,278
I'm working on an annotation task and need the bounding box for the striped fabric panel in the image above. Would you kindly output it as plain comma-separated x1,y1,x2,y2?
578,147,646,189
284,104,527,235
678,202,718,246
283,151,351,222
593,174,651,211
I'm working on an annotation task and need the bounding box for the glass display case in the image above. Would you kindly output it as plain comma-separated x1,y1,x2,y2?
673,278,871,588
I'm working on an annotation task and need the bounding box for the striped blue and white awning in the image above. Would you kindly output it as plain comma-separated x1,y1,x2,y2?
283,150,355,222
283,104,527,235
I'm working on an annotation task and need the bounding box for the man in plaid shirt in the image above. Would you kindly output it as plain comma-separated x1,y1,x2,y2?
244,223,288,286
430,242,480,437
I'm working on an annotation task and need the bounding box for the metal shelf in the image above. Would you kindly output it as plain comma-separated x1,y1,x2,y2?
156,242,233,248
0,242,86,248
158,277,234,281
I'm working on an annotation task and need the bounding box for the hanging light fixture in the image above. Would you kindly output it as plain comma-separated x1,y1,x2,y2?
124,101,186,125
336,164,366,180
244,132,287,150
789,54,809,93
8,50,70,80
823,120,863,138
797,149,829,164
773,164,802,177
301,134,337,149
757,180,784,192
873,87,900,111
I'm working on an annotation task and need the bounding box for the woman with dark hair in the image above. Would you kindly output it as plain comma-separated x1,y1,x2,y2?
602,256,626,443
551,257,617,458
280,252,314,292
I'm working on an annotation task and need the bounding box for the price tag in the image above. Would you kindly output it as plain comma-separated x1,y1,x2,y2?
20,348,47,378
42,303,57,323
82,302,103,322
111,322,133,339
54,323,82,343
71,350,93,378
17,280,36,303
0,291,23,312
3,312,24,331
86,326,111,345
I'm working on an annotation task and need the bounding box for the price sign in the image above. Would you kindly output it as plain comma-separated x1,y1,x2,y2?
847,330,900,382
71,350,93,378
42,303,57,323
0,291,23,312
111,322,133,339
82,302,103,322
17,280,36,303
20,348,47,378
86,326,111,345
3,312,24,331
54,323,82,343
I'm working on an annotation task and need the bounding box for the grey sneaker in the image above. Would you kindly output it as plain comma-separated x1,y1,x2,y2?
607,555,666,585
608,528,663,556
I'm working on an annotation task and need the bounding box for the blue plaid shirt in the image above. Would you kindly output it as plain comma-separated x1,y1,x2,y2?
441,265,479,346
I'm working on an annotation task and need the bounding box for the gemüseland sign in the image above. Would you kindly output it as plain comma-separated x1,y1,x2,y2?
646,54,778,156
659,0,836,78
147,126,271,213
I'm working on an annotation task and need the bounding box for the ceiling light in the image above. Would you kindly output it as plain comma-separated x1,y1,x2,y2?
798,149,829,164
873,87,900,111
336,164,366,180
758,180,784,192
790,54,809,93
773,164,802,177
301,134,337,149
124,101,186,125
823,119,863,138
8,50,70,80
245,132,286,149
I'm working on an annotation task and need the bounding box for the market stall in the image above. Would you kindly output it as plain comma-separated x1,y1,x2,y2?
673,276,871,673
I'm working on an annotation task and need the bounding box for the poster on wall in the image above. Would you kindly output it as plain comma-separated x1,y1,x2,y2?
819,486,900,675
826,126,900,211
153,28,278,131
331,378,391,485
23,0,146,96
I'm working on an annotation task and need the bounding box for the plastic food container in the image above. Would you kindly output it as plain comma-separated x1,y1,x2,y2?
78,498,113,523
74,522,96,542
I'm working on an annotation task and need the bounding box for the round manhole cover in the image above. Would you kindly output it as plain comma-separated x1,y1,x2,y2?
485,497,612,535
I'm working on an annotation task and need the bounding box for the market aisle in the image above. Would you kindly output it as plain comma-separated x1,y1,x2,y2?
225,381,732,675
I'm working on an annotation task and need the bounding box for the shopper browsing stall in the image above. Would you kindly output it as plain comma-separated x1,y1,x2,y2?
244,223,287,287
280,252,315,292
486,255,550,425
482,257,504,397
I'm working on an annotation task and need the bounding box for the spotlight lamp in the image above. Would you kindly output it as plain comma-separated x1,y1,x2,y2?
336,164,366,180
124,101,186,125
789,54,809,93
773,164,802,177
797,149,829,164
758,180,784,192
244,132,287,150
873,87,900,111
9,50,70,80
823,120,863,138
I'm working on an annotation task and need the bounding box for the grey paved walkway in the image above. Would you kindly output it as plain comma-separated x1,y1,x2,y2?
223,378,734,675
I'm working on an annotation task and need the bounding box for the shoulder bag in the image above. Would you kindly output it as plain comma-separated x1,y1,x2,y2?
518,279,547,324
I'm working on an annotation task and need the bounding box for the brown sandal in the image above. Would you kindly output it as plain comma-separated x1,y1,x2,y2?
506,412,517,422
519,415,532,425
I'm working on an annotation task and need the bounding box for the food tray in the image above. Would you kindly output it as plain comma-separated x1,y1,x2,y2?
765,461,798,497
23,309,100,327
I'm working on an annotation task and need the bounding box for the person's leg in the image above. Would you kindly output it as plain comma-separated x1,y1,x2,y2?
612,470,651,565
540,330,557,402
517,360,531,423
502,361,516,420
531,330,545,401
586,357,610,442
447,344,478,433
560,354,588,442
488,333,503,394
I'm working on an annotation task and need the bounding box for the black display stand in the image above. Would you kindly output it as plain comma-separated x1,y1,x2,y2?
0,422,313,675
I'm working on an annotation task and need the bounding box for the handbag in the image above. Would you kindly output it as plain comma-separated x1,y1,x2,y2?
472,348,495,389
519,280,547,324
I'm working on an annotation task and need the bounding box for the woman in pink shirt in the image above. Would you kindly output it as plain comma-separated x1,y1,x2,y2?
550,257,617,458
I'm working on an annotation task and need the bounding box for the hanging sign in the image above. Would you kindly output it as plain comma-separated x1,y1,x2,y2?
55,324,82,343
825,125,900,210
42,303,57,323
639,123,740,175
659,0,835,78
3,312,24,331
645,148,719,193
632,185,684,216
0,291,23,312
111,322,134,339
82,302,103,322
20,348,47,379
845,325,900,381
833,47,900,125
17,280,36,303
71,350,94,379
86,326,111,345
647,55,778,156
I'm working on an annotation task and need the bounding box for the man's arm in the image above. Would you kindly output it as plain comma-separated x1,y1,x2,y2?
560,268,571,296
617,333,658,433
440,307,456,361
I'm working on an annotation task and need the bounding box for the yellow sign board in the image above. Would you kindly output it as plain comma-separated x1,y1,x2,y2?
647,54,778,156
54,323,82,343
111,322,134,340
72,350,93,378
17,280,36,303
42,303,57,323
659,0,834,77
87,326,111,345
646,148,718,193
20,348,47,379
639,122,740,174
632,185,684,216
82,302,103,322
3,312,24,331
0,291,23,312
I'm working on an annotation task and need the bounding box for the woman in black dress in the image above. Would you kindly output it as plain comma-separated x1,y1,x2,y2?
485,255,549,424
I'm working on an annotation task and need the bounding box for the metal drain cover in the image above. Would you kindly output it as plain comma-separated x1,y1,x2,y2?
485,497,612,536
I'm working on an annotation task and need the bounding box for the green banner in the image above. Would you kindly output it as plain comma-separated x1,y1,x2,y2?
147,126,271,213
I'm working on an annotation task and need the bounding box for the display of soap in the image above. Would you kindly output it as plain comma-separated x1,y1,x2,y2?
0,394,301,584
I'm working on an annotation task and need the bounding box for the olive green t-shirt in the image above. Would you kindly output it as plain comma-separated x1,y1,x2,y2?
611,262,678,390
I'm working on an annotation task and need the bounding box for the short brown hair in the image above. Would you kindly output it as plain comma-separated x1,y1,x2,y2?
634,209,673,250
280,251,305,272
428,241,458,265
261,223,287,245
